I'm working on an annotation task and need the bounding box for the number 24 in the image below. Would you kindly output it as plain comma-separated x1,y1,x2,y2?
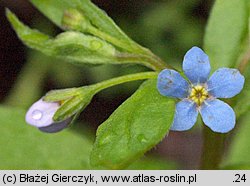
234,174,246,182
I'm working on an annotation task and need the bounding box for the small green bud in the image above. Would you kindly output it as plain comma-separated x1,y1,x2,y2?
62,8,91,32
53,86,95,122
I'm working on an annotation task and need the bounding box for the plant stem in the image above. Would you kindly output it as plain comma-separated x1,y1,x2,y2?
238,48,250,74
89,71,158,94
116,53,171,71
200,125,226,169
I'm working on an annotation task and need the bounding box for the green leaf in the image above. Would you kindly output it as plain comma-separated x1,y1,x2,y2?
30,0,133,44
7,10,122,65
0,106,93,169
90,80,175,169
6,9,50,48
204,0,249,71
223,112,250,169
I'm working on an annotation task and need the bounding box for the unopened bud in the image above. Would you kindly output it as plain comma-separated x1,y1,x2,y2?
25,98,72,133
62,8,91,32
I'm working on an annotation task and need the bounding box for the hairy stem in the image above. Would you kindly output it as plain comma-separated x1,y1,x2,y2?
89,71,158,94
116,53,171,71
200,125,226,169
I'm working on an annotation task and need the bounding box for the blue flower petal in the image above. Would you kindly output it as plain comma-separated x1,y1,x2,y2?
157,69,189,98
171,100,198,131
183,46,211,84
200,99,235,133
207,68,245,98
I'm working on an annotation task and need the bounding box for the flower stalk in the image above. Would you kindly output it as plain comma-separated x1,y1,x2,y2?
87,71,158,94
116,53,170,71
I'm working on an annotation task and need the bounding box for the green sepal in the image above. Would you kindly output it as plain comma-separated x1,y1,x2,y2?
53,96,85,122
53,87,95,122
44,88,80,102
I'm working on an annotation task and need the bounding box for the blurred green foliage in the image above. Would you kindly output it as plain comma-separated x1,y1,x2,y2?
223,113,250,169
204,0,249,72
122,0,205,68
0,106,93,169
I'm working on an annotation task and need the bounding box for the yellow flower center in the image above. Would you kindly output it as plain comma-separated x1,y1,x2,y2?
189,85,208,106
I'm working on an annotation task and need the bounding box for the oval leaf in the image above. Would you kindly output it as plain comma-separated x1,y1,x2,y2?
90,80,175,169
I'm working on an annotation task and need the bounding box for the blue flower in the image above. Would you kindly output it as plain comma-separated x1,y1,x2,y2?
157,46,245,133
25,98,72,133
